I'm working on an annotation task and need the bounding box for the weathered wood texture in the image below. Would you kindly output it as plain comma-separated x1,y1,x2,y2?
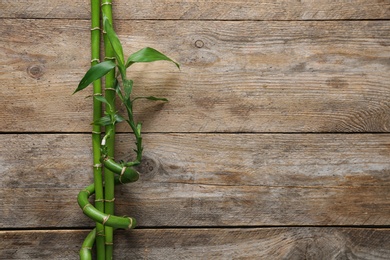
1,1,389,258
1,19,389,132
1,134,389,228
1,0,389,20
1,228,390,259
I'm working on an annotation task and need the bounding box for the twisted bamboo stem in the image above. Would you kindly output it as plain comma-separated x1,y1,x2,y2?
78,173,139,259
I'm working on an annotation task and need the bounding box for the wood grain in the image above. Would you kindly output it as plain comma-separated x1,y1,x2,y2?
1,134,389,228
1,228,390,259
1,19,389,133
1,0,389,20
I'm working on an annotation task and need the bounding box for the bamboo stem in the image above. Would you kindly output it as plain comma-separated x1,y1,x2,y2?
80,228,96,260
101,1,116,258
77,182,137,230
90,0,105,259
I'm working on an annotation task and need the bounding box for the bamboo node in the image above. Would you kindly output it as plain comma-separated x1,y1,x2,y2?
81,246,92,250
103,156,114,161
105,198,115,202
101,2,112,6
93,93,103,96
102,214,110,225
91,27,100,31
104,56,116,60
127,217,133,229
82,203,92,212
91,58,100,63
105,242,114,245
105,88,116,92
83,189,91,196
119,166,127,183
96,230,105,237
93,163,103,168
95,199,104,203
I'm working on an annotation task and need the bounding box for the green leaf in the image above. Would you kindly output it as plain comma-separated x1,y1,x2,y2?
123,79,133,99
114,113,125,123
113,79,124,100
94,95,109,105
133,96,169,102
103,15,125,68
92,115,112,126
74,61,116,94
125,47,180,69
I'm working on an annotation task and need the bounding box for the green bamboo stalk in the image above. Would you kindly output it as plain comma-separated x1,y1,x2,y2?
101,1,116,258
77,177,137,260
78,173,138,259
90,0,105,259
77,181,138,230
80,228,96,260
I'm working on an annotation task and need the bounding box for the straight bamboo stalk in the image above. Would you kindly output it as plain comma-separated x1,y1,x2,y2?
90,0,105,259
101,1,116,258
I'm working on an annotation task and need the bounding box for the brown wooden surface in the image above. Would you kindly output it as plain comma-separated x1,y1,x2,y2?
1,134,389,228
1,0,389,258
1,0,389,20
2,228,390,259
1,19,389,132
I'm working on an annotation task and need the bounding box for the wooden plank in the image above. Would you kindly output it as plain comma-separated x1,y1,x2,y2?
1,0,389,20
1,228,390,259
1,19,389,133
1,134,389,228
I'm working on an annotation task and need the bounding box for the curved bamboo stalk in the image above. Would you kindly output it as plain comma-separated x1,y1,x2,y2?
78,173,139,260
77,175,138,230
80,228,96,260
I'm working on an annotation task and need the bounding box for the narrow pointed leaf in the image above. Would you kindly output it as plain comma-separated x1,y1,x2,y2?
125,47,180,69
123,79,133,99
114,80,124,100
92,115,112,126
94,95,109,105
114,113,125,123
74,61,116,94
103,15,125,68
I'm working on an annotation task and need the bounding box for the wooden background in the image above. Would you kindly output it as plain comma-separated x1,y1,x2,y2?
1,1,390,259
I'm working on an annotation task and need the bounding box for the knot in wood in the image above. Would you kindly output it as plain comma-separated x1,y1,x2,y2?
27,65,44,79
194,40,204,48
136,156,158,180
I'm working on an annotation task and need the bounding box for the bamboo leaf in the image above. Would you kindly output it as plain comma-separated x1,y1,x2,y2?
125,47,180,69
103,15,125,68
94,95,109,105
74,61,116,94
114,79,124,100
92,115,112,126
123,79,133,99
114,113,125,123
